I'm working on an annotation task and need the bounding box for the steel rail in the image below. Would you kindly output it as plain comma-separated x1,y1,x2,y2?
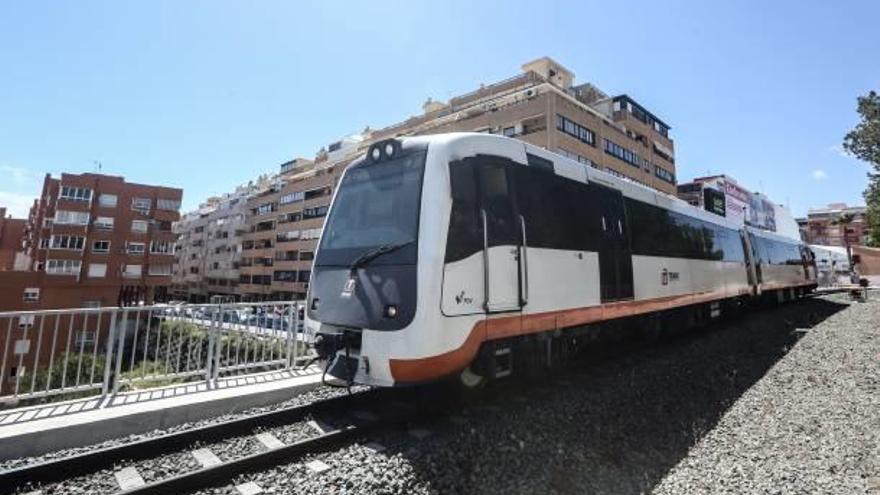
119,423,372,495
0,389,384,493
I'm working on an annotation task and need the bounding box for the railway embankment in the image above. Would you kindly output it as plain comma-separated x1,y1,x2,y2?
199,294,877,494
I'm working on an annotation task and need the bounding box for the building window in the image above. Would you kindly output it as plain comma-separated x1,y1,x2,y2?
39,238,49,249
297,270,311,283
278,212,302,224
304,186,331,201
123,264,142,278
502,126,516,137
299,251,314,261
83,301,102,308
46,259,82,275
54,210,90,225
13,340,30,355
654,165,675,184
150,240,174,254
148,264,172,276
279,191,304,204
23,288,40,302
94,216,115,230
127,242,146,254
92,240,111,253
302,205,328,220
254,202,276,215
131,220,149,233
59,186,93,202
603,139,643,168
556,115,596,146
88,263,107,278
277,230,300,243
156,198,180,211
50,235,85,250
653,120,669,137
98,194,118,207
300,228,322,240
132,197,152,214
273,270,297,282
42,218,53,228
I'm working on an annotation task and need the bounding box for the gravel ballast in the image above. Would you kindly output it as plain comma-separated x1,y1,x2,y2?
654,295,880,494
206,294,877,494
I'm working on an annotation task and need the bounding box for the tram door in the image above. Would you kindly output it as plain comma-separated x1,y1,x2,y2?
594,184,634,302
478,161,523,313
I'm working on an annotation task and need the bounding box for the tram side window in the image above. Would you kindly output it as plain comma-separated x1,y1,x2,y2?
515,166,595,251
478,161,518,247
445,161,483,263
626,198,670,257
627,198,744,262
752,236,802,265
703,225,723,261
722,230,746,262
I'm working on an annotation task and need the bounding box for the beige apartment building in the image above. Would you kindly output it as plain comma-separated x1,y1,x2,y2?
237,156,339,301
371,56,677,193
172,182,267,302
195,56,678,301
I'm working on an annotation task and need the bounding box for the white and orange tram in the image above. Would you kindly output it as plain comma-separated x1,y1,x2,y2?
306,133,817,387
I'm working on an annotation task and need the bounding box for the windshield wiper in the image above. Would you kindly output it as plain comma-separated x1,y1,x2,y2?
349,241,412,275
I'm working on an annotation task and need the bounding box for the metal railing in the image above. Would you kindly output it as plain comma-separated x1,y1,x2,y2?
0,301,311,405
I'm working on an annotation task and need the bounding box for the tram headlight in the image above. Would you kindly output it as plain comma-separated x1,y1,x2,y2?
384,142,395,158
370,147,382,161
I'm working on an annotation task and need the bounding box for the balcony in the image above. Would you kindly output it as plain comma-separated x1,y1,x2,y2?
255,220,275,232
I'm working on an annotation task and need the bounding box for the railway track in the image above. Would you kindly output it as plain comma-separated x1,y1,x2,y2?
0,387,419,495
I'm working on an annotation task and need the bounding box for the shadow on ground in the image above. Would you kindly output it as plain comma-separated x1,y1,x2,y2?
387,297,849,495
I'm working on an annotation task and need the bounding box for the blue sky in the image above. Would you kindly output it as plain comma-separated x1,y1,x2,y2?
1,0,878,218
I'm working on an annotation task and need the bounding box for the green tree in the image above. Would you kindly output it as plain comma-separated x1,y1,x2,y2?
843,90,880,246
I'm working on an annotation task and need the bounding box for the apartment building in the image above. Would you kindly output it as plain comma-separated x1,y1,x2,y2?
0,208,26,270
370,56,677,193
238,156,344,301
0,172,182,311
172,183,262,302
797,203,870,247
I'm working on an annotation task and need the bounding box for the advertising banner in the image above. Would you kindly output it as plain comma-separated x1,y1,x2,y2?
723,180,750,225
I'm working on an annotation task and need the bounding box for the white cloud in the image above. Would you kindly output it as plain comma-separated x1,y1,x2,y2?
812,169,828,180
0,165,35,186
0,191,35,218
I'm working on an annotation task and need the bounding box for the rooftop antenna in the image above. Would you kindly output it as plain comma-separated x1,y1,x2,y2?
93,160,102,173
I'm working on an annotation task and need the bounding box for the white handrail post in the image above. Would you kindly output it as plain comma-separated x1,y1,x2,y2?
113,309,129,394
102,310,119,396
